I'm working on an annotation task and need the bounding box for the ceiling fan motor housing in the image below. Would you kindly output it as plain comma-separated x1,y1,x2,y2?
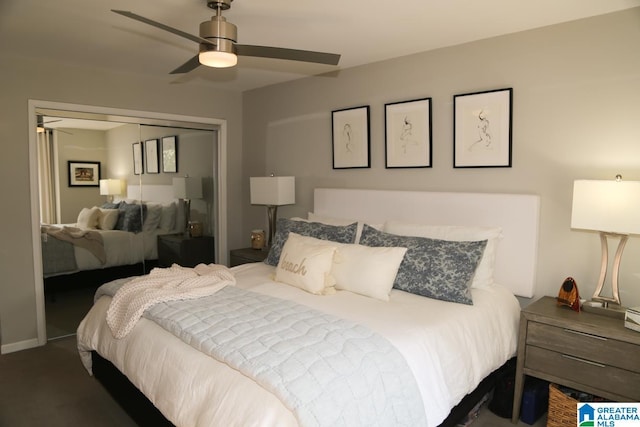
200,16,237,54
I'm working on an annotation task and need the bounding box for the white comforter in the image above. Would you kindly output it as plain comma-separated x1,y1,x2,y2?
45,227,170,276
77,262,520,427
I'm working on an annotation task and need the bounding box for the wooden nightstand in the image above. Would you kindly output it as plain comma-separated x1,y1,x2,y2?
512,296,640,423
157,234,214,268
229,247,268,267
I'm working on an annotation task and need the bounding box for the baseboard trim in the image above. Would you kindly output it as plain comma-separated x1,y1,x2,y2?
1,337,41,354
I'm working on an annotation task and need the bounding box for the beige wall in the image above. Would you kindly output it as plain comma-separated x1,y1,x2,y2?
0,55,244,350
56,129,108,223
243,9,640,306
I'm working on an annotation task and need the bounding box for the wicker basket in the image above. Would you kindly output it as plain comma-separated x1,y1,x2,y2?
546,384,577,427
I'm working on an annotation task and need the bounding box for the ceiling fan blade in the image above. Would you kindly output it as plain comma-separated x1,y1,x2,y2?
37,119,62,125
236,44,340,66
170,55,201,74
111,10,215,47
53,128,74,135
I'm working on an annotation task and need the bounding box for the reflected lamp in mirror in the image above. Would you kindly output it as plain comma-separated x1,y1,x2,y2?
173,176,203,236
571,175,640,317
250,176,295,247
99,179,124,202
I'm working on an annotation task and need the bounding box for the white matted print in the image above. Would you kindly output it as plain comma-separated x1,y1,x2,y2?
385,98,432,168
332,106,370,169
454,88,512,168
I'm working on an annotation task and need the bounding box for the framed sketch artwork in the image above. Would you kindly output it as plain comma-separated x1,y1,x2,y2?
385,98,432,168
68,161,100,187
161,136,178,173
331,105,370,169
145,139,159,174
454,88,513,168
132,142,143,175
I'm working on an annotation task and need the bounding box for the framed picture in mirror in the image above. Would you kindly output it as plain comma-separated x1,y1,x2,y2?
68,161,100,187
132,142,143,175
162,136,178,173
145,139,159,174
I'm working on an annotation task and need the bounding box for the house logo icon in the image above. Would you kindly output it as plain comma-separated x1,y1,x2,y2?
578,403,595,426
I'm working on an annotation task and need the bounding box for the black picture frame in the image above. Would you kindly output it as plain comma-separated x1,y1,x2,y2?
384,97,432,168
453,88,513,168
161,136,178,173
68,161,100,187
145,139,159,174
331,105,370,169
132,142,143,175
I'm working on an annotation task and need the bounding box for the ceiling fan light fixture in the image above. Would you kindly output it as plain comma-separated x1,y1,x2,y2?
199,50,237,68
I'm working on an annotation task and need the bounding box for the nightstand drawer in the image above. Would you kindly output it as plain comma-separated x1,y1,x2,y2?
525,345,640,401
527,321,640,372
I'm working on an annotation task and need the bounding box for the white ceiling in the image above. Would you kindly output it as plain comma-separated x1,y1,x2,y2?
2,0,639,92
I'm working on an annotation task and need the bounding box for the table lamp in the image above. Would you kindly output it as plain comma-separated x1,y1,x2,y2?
173,176,203,236
99,179,124,202
250,175,295,247
571,175,640,317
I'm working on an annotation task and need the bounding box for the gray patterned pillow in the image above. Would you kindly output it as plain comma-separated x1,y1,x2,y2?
359,224,486,305
265,218,358,266
101,201,121,210
114,202,147,233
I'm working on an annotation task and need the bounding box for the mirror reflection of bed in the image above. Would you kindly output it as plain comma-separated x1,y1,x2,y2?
37,112,217,340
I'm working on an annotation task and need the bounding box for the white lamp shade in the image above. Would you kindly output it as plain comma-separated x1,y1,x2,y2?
571,179,640,235
173,177,203,199
99,179,123,196
250,176,295,206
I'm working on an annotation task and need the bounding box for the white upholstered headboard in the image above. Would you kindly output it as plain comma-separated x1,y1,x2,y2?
126,184,176,203
313,188,540,297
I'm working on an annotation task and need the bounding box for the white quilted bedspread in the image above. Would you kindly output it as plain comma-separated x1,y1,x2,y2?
143,286,427,426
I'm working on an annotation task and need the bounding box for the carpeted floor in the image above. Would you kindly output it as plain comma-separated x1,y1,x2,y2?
0,336,137,427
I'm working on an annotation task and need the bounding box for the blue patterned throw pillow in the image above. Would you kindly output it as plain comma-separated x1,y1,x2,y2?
114,202,147,233
265,218,358,266
359,224,486,305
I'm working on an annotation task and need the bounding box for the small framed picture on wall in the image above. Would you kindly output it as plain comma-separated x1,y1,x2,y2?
453,88,513,168
132,142,143,175
331,105,370,169
145,139,159,174
384,97,432,168
161,136,178,173
68,161,100,187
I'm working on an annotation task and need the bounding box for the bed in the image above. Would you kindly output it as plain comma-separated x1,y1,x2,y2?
42,185,183,291
77,188,540,427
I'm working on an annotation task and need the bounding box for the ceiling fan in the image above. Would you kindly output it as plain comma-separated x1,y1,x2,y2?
37,116,73,135
112,0,341,74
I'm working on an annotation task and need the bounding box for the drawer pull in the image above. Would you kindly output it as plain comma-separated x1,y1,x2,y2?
563,329,607,341
562,354,606,368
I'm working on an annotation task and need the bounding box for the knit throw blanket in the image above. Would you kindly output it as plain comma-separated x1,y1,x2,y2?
41,224,106,264
106,264,235,339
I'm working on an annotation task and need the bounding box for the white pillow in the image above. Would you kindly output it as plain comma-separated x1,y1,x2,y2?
383,220,502,289
159,202,177,231
76,207,101,229
143,203,163,232
332,244,407,301
98,208,119,230
307,212,383,243
275,232,338,295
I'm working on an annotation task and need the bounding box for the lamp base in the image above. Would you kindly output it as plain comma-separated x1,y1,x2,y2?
581,300,626,319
